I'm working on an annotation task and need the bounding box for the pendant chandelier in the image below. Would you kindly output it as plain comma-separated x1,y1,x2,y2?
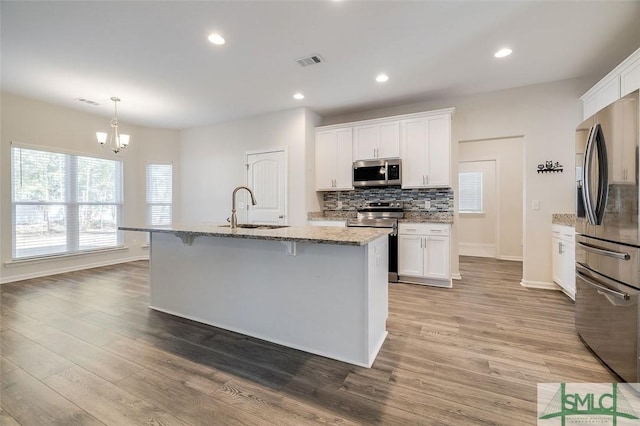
96,97,130,153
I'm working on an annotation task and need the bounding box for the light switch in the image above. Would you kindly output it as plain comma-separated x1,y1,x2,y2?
337,201,343,210
532,200,540,210
424,200,431,209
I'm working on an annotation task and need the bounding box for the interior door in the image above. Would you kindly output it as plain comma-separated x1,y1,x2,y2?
246,150,287,225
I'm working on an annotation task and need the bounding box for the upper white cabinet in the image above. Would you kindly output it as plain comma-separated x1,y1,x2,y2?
315,127,353,191
400,111,452,188
315,108,454,191
582,46,640,119
353,121,400,160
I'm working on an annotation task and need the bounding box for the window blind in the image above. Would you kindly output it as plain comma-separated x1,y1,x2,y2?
458,171,483,213
11,146,123,259
146,163,172,226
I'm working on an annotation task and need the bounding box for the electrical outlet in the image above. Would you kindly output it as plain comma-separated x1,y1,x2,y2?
424,200,431,209
337,201,343,210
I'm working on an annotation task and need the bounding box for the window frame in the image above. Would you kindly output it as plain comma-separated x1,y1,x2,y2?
458,171,484,214
10,143,124,261
145,162,173,227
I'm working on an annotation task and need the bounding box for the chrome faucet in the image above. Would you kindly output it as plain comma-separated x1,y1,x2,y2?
231,186,257,229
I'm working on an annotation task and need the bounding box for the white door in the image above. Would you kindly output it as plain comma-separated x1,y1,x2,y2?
246,150,287,225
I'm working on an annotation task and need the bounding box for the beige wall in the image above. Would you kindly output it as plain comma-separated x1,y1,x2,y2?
0,92,181,283
458,160,498,257
180,107,320,226
459,137,524,260
323,78,592,286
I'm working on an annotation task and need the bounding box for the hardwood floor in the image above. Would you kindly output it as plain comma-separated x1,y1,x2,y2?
1,257,615,425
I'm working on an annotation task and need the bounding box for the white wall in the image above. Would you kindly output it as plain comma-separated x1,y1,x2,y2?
180,107,319,226
459,137,524,261
322,78,591,286
0,92,181,284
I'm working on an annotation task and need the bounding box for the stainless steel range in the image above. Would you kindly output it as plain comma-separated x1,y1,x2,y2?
347,201,403,282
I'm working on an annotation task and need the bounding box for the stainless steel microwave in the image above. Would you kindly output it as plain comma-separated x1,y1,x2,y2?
353,159,401,187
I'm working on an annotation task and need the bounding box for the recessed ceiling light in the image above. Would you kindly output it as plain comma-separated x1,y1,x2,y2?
376,74,389,83
208,33,225,45
293,93,304,100
494,48,512,58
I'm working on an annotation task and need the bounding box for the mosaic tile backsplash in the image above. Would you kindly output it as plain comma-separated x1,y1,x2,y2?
323,187,454,213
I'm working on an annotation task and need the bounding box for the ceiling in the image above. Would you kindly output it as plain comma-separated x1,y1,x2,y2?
2,1,640,130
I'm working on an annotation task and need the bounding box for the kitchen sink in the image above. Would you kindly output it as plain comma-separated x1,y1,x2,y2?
219,224,289,230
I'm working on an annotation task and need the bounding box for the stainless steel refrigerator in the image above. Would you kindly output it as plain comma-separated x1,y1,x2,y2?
575,89,639,383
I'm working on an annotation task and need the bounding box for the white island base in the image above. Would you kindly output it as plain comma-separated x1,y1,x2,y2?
148,231,389,367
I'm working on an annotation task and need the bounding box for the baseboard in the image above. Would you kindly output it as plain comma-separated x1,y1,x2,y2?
458,243,496,258
520,279,559,290
0,255,149,284
498,255,523,262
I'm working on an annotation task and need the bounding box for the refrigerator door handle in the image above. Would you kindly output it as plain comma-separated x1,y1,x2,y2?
593,124,609,225
582,125,597,225
577,241,631,260
576,269,630,301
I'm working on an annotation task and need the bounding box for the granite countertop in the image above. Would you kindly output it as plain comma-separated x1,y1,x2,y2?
552,214,576,227
308,211,454,224
119,223,390,246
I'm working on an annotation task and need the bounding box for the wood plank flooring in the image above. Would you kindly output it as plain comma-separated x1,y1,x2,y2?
0,257,615,425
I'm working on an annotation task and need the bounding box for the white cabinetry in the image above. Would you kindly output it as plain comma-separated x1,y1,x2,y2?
315,127,353,191
400,111,452,188
353,121,400,160
582,46,640,119
398,223,451,287
551,224,575,300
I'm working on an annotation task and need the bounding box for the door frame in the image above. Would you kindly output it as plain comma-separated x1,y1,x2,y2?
244,147,288,224
458,158,500,258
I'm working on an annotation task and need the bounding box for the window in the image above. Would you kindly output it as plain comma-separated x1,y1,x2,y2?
146,163,172,225
458,171,483,213
11,145,123,260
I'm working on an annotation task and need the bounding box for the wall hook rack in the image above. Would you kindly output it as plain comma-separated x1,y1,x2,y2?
537,161,563,173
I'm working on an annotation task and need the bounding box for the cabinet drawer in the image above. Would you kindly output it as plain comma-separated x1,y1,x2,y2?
399,223,450,236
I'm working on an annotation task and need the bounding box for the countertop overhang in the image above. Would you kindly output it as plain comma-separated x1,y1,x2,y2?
119,223,391,246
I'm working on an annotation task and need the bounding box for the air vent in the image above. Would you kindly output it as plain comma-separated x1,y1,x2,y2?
296,54,324,67
75,97,100,106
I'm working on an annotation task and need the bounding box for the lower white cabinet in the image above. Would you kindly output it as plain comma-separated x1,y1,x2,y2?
551,224,575,300
398,223,451,287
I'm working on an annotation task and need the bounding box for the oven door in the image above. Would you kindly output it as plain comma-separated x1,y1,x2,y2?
575,262,640,382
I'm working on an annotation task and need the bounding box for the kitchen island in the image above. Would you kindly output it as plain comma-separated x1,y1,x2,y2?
119,223,390,367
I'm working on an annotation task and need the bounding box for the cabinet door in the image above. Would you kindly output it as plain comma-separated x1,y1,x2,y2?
551,235,563,286
423,235,450,279
315,131,337,191
334,128,354,190
562,239,576,300
353,125,378,160
398,234,424,276
377,121,400,158
426,115,450,187
400,117,428,188
621,58,640,97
